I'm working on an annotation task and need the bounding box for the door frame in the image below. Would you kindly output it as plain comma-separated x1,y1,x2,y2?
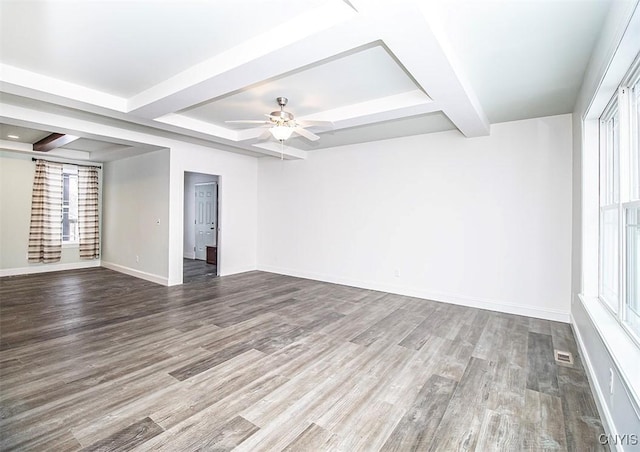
182,171,221,280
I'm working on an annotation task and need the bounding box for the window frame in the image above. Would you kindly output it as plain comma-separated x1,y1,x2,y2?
624,201,640,336
599,97,621,314
599,56,640,346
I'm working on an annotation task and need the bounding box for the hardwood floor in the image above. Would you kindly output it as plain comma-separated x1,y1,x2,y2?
0,268,607,451
183,258,217,283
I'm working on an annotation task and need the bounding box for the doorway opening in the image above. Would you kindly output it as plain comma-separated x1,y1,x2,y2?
183,172,219,283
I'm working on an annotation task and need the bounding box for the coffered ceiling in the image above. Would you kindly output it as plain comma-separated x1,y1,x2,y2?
0,0,613,160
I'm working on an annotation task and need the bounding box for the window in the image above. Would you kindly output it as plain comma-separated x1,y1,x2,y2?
626,74,640,335
626,207,640,334
599,57,640,339
600,102,620,312
632,76,640,199
62,167,78,243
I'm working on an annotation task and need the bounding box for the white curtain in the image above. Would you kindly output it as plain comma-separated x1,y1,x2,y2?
78,166,100,259
27,160,63,263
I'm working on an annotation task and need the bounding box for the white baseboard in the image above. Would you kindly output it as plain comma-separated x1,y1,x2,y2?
0,260,101,277
183,252,195,259
257,264,570,323
572,294,640,451
101,261,168,286
571,312,620,451
219,265,257,277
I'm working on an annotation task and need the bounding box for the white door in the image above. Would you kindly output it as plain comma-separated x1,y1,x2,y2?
194,182,217,260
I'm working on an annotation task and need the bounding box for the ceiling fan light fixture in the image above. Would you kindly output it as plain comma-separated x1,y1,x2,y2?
270,125,293,141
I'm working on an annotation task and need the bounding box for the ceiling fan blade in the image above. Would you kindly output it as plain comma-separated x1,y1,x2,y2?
225,120,270,124
298,120,334,129
294,126,320,142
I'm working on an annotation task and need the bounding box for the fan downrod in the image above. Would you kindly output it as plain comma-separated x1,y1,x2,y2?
270,97,293,122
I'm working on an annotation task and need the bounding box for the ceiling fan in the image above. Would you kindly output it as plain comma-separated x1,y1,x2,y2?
226,97,333,142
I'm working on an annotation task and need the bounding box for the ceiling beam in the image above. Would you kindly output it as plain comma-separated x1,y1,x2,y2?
127,2,370,119
250,141,309,160
355,1,490,137
236,91,438,142
33,133,79,152
0,64,128,112
153,113,306,159
0,139,32,153
1,102,303,161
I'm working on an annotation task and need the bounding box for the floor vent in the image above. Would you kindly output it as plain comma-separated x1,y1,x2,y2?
554,350,574,365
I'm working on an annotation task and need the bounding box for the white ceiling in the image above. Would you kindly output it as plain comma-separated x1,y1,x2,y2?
0,123,144,162
0,0,327,97
182,44,428,126
0,0,614,160
0,124,52,144
435,0,612,123
286,112,457,151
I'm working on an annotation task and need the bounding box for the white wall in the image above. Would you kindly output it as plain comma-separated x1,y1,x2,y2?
168,143,257,285
0,150,101,276
102,149,170,284
258,114,572,321
183,172,219,259
0,101,259,287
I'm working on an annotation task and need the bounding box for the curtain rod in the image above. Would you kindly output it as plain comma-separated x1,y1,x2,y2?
31,157,101,169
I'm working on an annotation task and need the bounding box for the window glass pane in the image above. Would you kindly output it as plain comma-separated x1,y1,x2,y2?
612,114,620,203
598,122,607,207
62,174,70,241
600,111,620,206
61,171,78,242
600,208,619,312
626,207,640,336
68,174,78,242
632,81,640,200
600,120,608,206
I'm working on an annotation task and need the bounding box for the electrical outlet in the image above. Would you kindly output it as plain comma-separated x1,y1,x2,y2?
394,269,400,277
136,255,139,263
609,368,614,395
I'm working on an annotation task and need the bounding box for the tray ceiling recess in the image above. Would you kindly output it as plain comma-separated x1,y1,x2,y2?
0,0,612,160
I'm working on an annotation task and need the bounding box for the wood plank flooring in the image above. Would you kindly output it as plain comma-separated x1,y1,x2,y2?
0,268,607,451
183,258,217,284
